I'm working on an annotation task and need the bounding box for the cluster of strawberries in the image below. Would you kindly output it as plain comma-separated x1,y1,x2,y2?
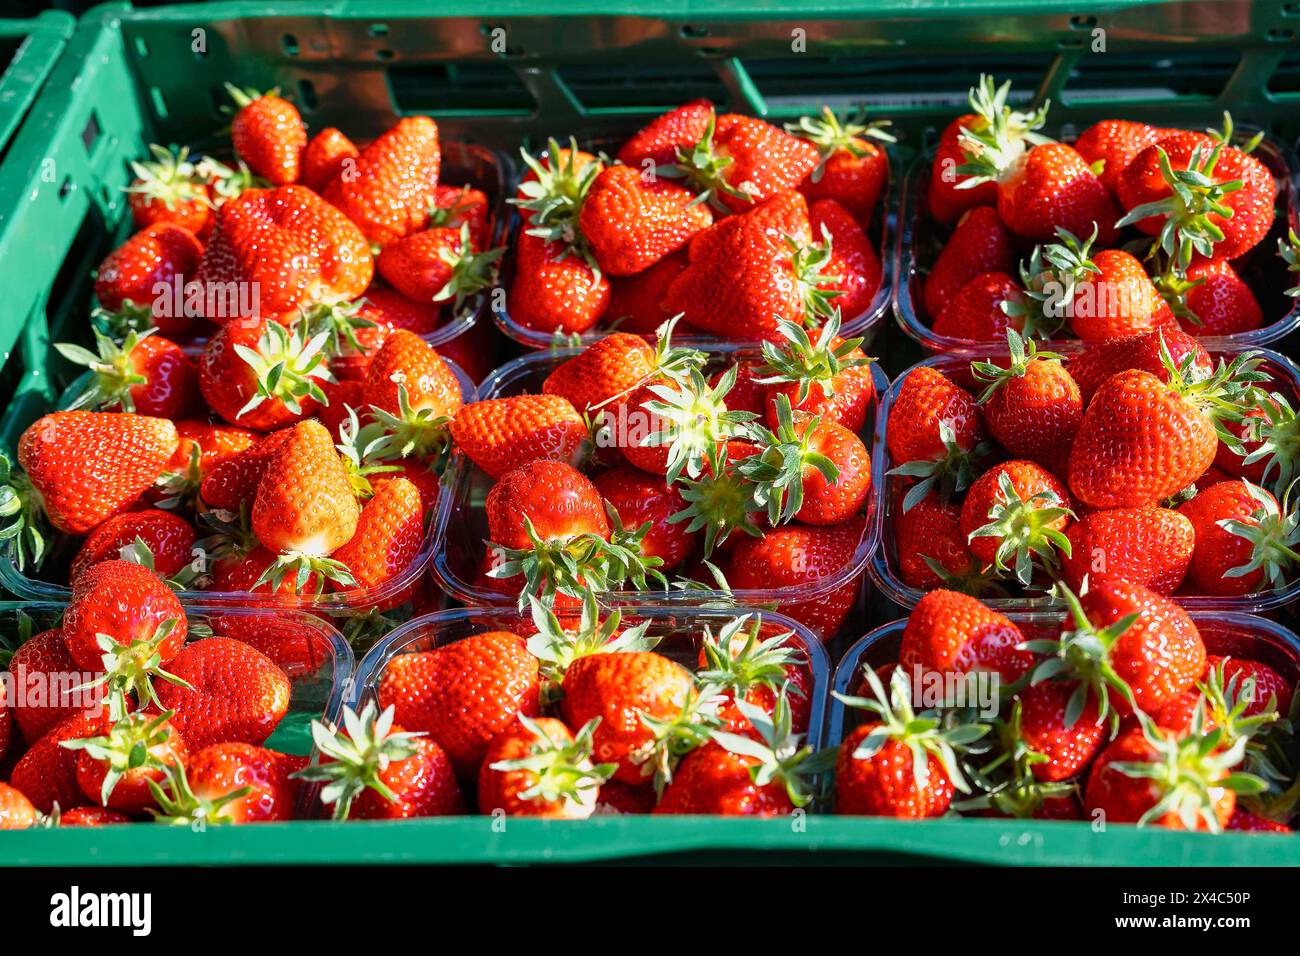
2,90,486,606
884,326,1299,604
920,77,1296,344
831,587,1295,832
0,562,326,827
503,101,887,340
305,598,824,819
443,316,876,638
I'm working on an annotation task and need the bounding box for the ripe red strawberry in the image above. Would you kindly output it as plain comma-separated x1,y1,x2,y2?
933,271,1026,342
199,428,292,510
900,589,1031,684
923,206,1015,320
323,116,441,246
361,328,462,421
1066,326,1211,404
1067,353,1261,509
579,165,713,277
70,508,197,582
893,491,985,592
1060,507,1195,595
56,804,133,826
1084,722,1246,830
978,141,1120,245
663,191,832,336
791,107,893,224
0,783,38,829
1015,680,1105,782
594,466,696,570
560,649,694,784
450,394,588,479
156,638,291,751
206,612,332,678
724,517,865,639
227,85,306,186
760,317,876,434
1178,479,1298,596
604,251,688,335
656,692,825,816
330,476,425,590
1044,580,1205,716
514,140,603,229
430,184,492,249
928,111,997,223
972,332,1082,475
301,126,359,192
484,460,612,578
10,709,112,813
695,617,813,737
15,410,178,536
372,459,441,514
669,113,818,213
8,630,110,742
886,366,988,510
375,224,500,307
199,318,330,430
378,630,541,777
477,716,614,819
959,460,1074,584
808,198,881,319
210,545,321,597
1066,248,1176,341
618,99,715,169
507,231,610,335
250,419,361,590
742,398,872,526
69,709,188,814
94,223,203,340
1159,258,1263,337
1227,808,1290,833
56,328,199,419
125,144,213,236
151,743,304,823
62,560,187,699
833,666,985,817
1117,128,1275,262
297,702,465,819
1209,655,1293,718
1073,119,1166,196
197,185,373,322
169,419,258,478
542,333,658,413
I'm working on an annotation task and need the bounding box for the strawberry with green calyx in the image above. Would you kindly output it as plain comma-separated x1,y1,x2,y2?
1281,228,1300,298
669,465,763,558
958,699,1082,820
225,84,306,186
833,665,989,817
480,716,616,818
358,384,453,466
657,691,835,815
525,590,656,699
738,395,840,526
658,114,750,213
1228,392,1300,493
1005,227,1094,340
153,441,204,513
784,229,844,326
756,314,872,429
891,418,991,513
295,701,464,820
62,705,188,811
633,365,760,484
787,106,895,222
55,327,198,418
962,465,1075,586
513,138,604,249
200,317,334,431
1211,479,1300,593
1187,659,1290,789
696,614,810,734
114,537,205,591
427,223,504,316
124,144,213,234
147,761,253,827
296,297,377,360
334,405,402,500
1087,709,1265,831
634,680,725,794
77,617,194,710
1115,141,1244,269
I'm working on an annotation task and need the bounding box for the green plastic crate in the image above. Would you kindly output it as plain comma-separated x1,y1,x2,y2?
0,12,74,166
2,0,1300,864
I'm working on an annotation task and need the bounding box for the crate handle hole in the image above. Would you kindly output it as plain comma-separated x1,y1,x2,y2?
376,48,395,61
298,79,319,111
1284,2,1300,15
1267,26,1296,40
80,113,102,154
58,177,74,202
681,24,710,38
369,23,389,37
282,34,300,56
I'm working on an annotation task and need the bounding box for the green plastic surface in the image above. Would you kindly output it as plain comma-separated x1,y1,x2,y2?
1,0,1298,864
